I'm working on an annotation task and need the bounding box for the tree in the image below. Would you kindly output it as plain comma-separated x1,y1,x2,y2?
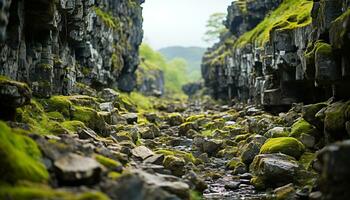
203,12,228,44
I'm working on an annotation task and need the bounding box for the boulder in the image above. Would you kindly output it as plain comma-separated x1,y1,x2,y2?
317,140,350,200
54,153,101,185
250,153,300,189
260,137,305,159
264,127,289,138
0,78,31,120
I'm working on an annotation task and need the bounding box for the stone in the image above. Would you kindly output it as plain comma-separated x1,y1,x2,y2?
274,183,296,200
103,169,189,200
99,102,114,112
250,153,300,188
139,124,160,139
98,88,119,102
240,141,262,165
202,139,223,156
131,146,154,160
122,113,138,124
317,140,350,200
0,78,31,120
144,154,165,165
54,153,101,185
179,122,199,136
167,113,184,126
163,156,186,176
224,182,240,190
264,127,289,138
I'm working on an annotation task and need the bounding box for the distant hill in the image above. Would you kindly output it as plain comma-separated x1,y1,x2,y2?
159,46,206,81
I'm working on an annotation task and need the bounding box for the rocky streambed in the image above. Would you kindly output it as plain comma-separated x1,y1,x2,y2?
0,78,350,200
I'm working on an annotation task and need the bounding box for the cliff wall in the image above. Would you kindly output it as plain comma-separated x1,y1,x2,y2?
202,0,350,110
0,0,144,97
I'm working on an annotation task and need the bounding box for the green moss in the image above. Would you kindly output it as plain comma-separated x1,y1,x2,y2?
298,152,316,170
251,176,265,190
330,9,350,49
47,111,65,121
0,185,110,200
61,120,86,134
156,149,197,164
226,158,244,170
290,118,317,138
107,172,122,180
46,96,72,117
234,134,250,142
235,0,313,48
304,40,332,73
186,114,206,123
190,190,203,200
260,137,305,159
94,7,119,29
95,154,122,170
0,121,49,183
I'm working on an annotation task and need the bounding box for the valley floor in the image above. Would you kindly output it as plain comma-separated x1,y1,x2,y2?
0,82,348,200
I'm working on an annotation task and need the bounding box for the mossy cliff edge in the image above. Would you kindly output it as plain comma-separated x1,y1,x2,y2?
0,0,144,97
202,0,350,109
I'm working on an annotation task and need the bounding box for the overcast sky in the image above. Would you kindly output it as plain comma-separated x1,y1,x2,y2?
142,0,232,50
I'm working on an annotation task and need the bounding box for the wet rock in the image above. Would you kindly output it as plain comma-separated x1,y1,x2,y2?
103,169,189,200
0,78,31,120
324,101,350,143
224,182,240,190
273,183,296,200
144,113,160,123
122,113,138,124
240,141,262,165
183,171,208,192
317,140,350,200
54,153,101,185
131,146,154,160
309,191,322,200
250,153,300,189
179,122,199,136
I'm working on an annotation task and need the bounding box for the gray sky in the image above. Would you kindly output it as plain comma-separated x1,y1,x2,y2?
142,0,232,50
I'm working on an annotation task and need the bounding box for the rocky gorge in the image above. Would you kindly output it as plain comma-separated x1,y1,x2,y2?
0,0,350,200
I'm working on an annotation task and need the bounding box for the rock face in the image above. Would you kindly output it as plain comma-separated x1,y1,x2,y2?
0,0,144,97
317,140,350,200
202,0,350,110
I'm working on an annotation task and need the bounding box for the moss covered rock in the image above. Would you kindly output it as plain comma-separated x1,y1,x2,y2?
290,118,318,138
260,137,305,159
0,121,49,183
163,155,186,176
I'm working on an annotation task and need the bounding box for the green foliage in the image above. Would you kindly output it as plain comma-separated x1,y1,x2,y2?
159,46,206,81
203,12,228,44
139,44,189,97
0,121,49,183
235,0,313,48
94,7,119,29
260,137,305,159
